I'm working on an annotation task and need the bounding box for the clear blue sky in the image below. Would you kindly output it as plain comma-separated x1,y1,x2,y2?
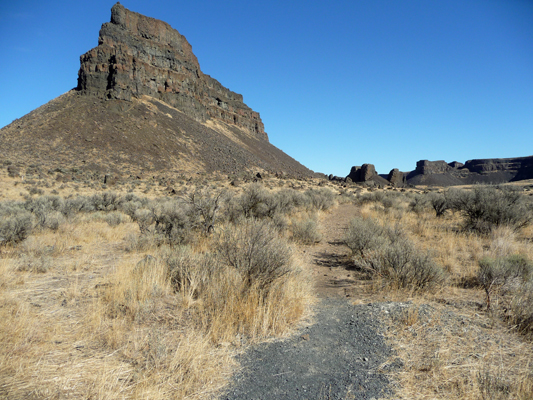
1,0,532,175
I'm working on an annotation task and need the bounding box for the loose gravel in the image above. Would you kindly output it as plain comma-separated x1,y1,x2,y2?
222,298,402,400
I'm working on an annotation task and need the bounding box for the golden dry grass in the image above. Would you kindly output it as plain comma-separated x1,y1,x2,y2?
353,191,533,399
0,185,317,399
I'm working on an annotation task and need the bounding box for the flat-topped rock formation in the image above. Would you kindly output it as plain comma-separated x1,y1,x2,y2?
78,3,266,140
337,156,533,187
406,156,533,185
0,3,314,178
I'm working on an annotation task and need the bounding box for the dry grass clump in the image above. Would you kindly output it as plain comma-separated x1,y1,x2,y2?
384,302,533,400
0,182,319,399
289,213,322,244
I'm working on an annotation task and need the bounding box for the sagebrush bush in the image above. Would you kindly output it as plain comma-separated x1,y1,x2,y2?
104,211,128,227
165,246,217,298
428,192,448,217
233,183,271,219
185,189,227,233
0,211,33,244
345,216,446,290
89,192,121,211
446,186,532,233
408,194,430,215
216,219,293,290
343,216,387,258
304,188,336,211
24,195,65,230
369,239,446,289
16,255,51,273
478,255,533,309
151,199,193,245
290,217,322,244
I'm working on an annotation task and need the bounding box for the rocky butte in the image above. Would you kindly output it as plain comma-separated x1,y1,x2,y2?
0,3,313,178
77,3,265,140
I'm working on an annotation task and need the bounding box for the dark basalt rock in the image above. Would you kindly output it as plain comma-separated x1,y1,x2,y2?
387,168,404,186
77,3,266,140
345,156,533,187
406,156,533,185
347,163,376,183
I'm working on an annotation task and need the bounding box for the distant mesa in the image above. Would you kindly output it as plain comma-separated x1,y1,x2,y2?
334,156,533,187
406,156,533,185
0,3,314,178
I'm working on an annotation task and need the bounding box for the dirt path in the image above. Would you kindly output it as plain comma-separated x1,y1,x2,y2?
222,204,400,400
300,203,368,299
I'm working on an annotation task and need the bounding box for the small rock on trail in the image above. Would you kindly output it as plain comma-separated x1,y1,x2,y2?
222,298,399,400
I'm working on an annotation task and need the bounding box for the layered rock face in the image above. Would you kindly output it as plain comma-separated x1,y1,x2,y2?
77,3,266,140
464,156,533,175
415,160,456,175
406,156,533,185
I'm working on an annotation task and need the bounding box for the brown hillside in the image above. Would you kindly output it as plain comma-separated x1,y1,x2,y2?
0,3,314,179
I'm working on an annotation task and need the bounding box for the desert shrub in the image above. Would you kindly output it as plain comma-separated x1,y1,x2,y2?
0,211,33,245
133,209,155,234
24,195,65,230
16,255,51,273
165,246,217,298
104,211,128,227
345,216,446,290
290,217,322,244
478,255,533,309
28,187,44,196
337,190,357,204
121,200,144,220
233,183,270,219
508,281,533,338
343,216,387,258
428,192,448,217
358,191,385,205
304,188,336,211
216,219,293,290
446,186,532,233
62,196,93,217
229,184,307,223
273,189,297,214
186,189,228,233
90,191,120,211
151,199,193,245
368,239,446,290
124,231,160,252
408,194,430,215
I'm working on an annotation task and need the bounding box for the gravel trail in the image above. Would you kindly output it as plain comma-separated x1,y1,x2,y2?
223,299,398,400
222,204,400,400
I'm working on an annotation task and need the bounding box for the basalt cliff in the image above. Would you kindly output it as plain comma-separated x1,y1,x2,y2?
336,156,533,187
0,3,313,178
77,3,266,140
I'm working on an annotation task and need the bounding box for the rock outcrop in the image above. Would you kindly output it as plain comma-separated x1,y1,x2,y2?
406,156,533,185
345,164,390,186
347,164,376,182
77,3,266,140
464,156,533,175
387,168,404,186
343,155,533,188
0,4,315,178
